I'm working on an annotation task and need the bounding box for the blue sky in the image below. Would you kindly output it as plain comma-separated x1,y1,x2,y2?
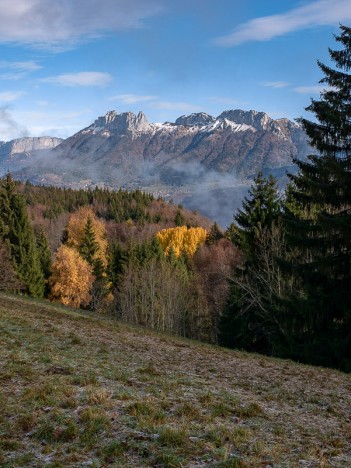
0,0,351,141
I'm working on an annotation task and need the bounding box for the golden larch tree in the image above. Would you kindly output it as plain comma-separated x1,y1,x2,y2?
49,245,94,308
65,206,108,269
156,226,207,257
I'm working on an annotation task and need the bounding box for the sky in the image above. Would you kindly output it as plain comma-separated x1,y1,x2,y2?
0,0,351,141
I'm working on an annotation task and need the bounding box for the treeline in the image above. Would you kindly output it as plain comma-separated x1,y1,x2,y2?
221,26,351,372
20,182,155,223
0,174,237,345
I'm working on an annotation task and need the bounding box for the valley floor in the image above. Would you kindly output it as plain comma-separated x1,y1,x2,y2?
0,294,350,467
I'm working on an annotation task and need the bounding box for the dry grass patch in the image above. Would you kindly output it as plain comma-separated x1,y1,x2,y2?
0,293,350,467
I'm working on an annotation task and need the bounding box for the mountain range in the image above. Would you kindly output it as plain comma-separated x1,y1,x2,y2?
0,136,63,175
0,109,313,225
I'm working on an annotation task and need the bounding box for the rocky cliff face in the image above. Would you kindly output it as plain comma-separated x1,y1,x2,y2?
85,110,152,135
0,137,63,175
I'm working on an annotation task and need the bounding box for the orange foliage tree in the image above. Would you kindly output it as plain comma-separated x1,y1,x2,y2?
49,245,94,308
156,226,207,257
65,206,108,269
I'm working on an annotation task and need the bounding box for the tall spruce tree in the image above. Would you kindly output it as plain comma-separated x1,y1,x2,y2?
108,240,126,289
0,242,25,292
206,222,223,245
0,174,45,297
286,25,351,370
78,216,110,311
36,225,52,295
235,172,281,260
219,173,282,353
79,216,100,275
36,226,52,279
0,209,7,239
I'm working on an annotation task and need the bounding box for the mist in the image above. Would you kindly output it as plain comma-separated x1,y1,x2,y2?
151,160,250,227
0,107,28,141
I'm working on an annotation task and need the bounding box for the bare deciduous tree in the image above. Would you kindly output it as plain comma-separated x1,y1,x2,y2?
228,221,298,344
115,257,212,341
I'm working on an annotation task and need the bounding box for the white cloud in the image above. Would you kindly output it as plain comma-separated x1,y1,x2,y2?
0,106,28,140
0,60,42,80
214,0,351,46
0,60,42,71
16,108,94,138
36,100,49,107
41,72,112,87
0,72,29,80
0,0,162,49
262,81,291,89
294,85,330,94
110,94,157,104
0,91,25,102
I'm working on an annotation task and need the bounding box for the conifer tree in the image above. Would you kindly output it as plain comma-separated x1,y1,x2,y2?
174,209,185,227
78,215,111,310
285,25,351,369
219,173,283,354
0,211,7,239
235,172,281,259
0,174,45,297
206,222,223,245
66,206,108,272
36,226,52,279
36,225,52,296
108,240,126,288
0,242,25,292
79,217,100,273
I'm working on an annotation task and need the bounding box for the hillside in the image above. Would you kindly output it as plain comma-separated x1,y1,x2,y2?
0,294,350,467
0,137,63,175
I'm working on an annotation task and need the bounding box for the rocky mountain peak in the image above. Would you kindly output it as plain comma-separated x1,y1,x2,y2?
87,110,151,135
218,109,273,131
275,117,299,131
0,136,63,157
105,110,117,125
6,108,312,213
175,112,216,127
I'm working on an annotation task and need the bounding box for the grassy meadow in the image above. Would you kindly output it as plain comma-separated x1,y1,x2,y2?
0,293,350,467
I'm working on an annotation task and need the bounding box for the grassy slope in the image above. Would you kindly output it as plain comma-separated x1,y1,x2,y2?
0,294,350,467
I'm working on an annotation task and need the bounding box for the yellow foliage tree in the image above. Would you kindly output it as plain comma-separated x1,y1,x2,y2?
65,206,108,269
156,226,207,257
49,245,94,308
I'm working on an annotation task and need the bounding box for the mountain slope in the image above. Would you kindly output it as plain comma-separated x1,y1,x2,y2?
0,137,63,176
2,109,313,225
12,109,312,187
1,293,350,467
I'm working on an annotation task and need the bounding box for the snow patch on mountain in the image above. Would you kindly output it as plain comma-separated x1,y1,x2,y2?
203,119,256,133
175,112,216,127
4,108,313,200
